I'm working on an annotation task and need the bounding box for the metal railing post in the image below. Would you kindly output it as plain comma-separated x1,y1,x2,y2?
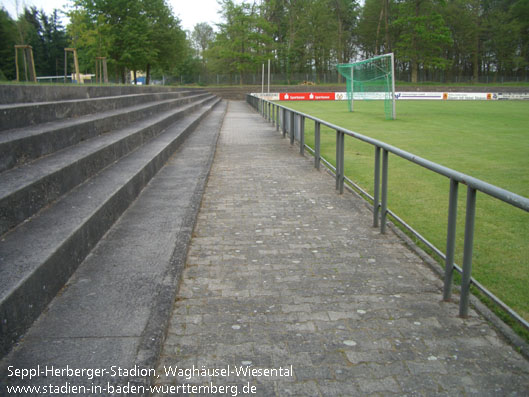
300,116,305,156
290,111,295,145
460,186,477,317
294,114,298,142
336,130,340,190
276,105,279,131
282,109,287,138
380,149,389,234
340,132,344,194
373,146,381,227
336,130,344,194
443,178,459,301
315,122,321,170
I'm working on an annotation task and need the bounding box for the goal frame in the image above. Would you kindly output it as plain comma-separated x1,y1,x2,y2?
338,52,396,120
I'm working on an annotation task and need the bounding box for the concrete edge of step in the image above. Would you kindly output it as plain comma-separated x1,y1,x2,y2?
131,100,228,392
0,90,194,131
0,85,207,106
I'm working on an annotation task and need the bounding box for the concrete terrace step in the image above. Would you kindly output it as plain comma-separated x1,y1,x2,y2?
0,92,212,172
0,96,222,357
0,84,199,105
0,90,207,132
0,94,217,235
0,101,226,390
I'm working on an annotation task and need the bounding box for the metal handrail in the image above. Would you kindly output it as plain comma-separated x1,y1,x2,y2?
247,94,529,331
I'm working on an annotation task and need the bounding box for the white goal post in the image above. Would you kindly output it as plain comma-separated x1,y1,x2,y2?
337,52,396,120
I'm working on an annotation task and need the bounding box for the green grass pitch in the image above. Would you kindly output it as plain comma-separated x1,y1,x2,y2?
276,99,529,324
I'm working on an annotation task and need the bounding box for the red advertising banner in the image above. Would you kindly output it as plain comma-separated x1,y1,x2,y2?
279,92,336,101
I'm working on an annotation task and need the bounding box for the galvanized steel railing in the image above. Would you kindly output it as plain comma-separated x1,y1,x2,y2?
247,94,529,331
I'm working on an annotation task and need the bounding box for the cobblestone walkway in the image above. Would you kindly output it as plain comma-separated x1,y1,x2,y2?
154,101,529,396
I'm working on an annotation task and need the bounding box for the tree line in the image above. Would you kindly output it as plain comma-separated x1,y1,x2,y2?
0,0,191,84
0,7,68,81
195,0,528,84
1,0,527,84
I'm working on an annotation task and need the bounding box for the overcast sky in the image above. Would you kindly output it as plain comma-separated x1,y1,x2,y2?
0,0,225,32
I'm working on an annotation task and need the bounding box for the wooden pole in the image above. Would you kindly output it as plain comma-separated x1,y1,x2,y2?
102,58,108,83
15,47,19,82
29,47,37,82
15,45,37,82
65,48,81,83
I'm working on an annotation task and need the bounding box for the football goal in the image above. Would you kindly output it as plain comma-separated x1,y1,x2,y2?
337,53,396,120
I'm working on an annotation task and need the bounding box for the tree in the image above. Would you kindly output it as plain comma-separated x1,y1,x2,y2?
284,0,311,80
330,0,359,65
143,0,186,84
392,0,452,82
511,0,529,80
67,8,113,75
0,8,17,80
208,0,274,84
190,22,215,78
358,0,386,57
27,9,70,78
69,0,186,84
17,7,42,76
443,0,481,82
483,7,519,81
191,22,215,59
304,0,338,81
119,3,155,83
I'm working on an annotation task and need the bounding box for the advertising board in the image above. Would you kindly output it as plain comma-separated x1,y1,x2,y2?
251,91,528,101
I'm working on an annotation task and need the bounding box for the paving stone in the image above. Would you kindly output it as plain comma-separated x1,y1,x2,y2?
357,376,401,394
154,101,529,396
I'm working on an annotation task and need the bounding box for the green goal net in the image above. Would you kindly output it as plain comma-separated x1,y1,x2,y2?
337,53,396,120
